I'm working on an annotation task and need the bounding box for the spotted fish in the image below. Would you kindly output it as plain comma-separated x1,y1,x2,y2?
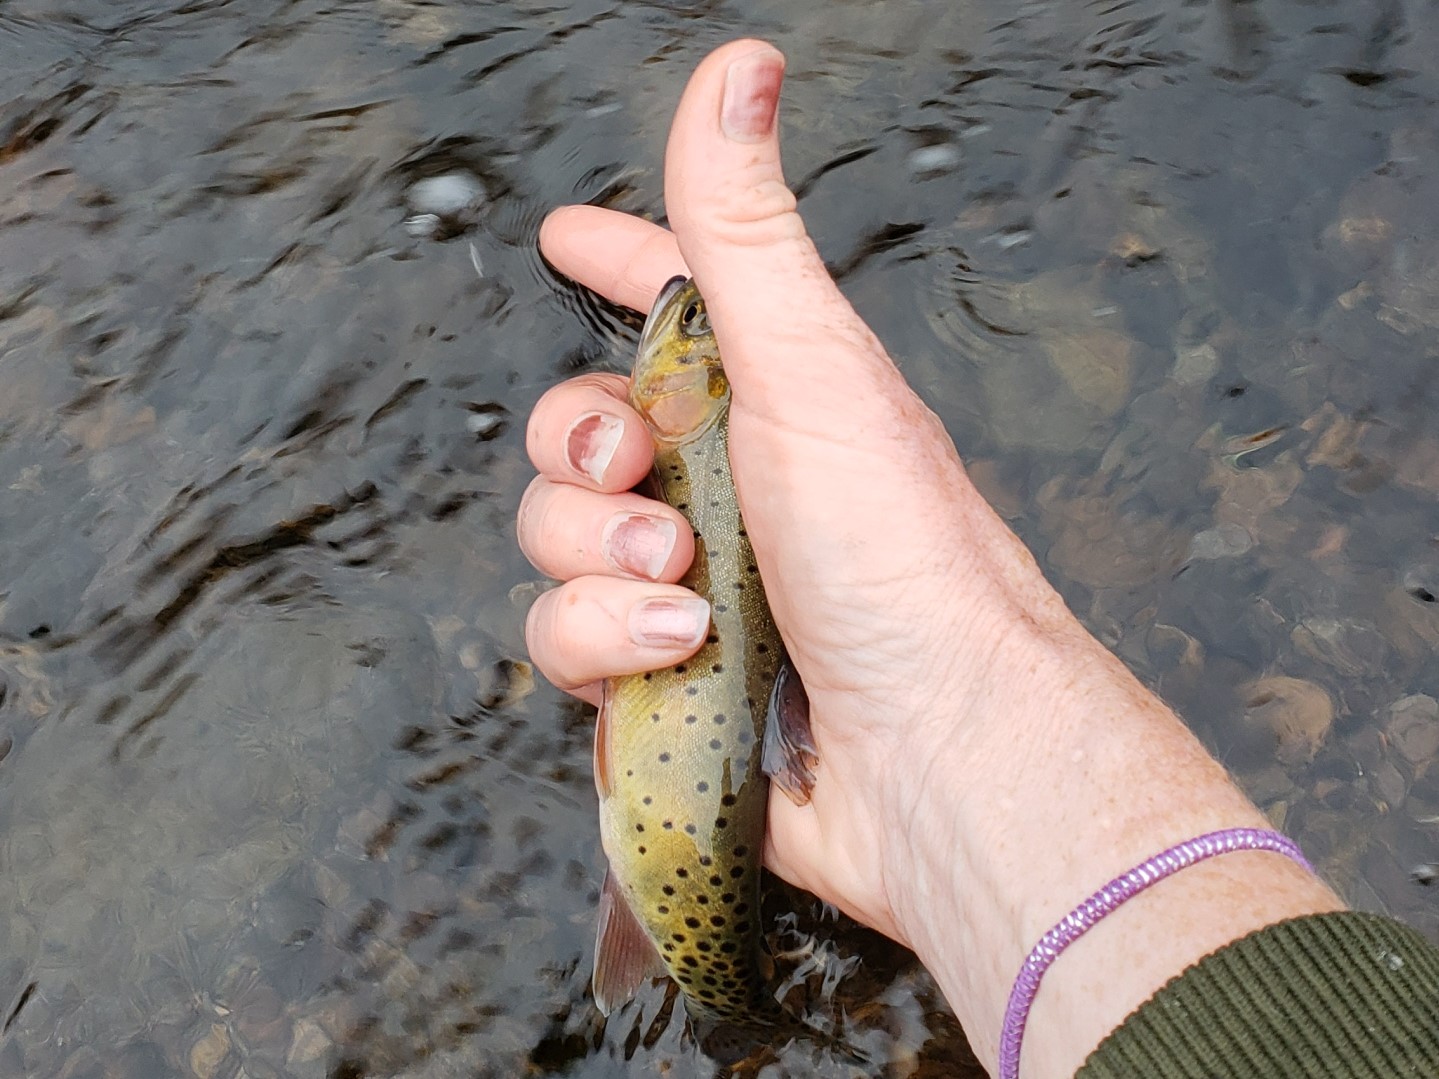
592,277,818,1027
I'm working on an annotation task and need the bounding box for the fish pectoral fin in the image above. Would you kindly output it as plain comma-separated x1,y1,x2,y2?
593,867,666,1017
760,661,819,807
594,688,614,799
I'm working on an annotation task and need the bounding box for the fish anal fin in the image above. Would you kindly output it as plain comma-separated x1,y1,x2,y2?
594,687,614,800
593,867,666,1017
761,661,818,807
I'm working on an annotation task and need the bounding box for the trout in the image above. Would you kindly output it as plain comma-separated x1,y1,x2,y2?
591,277,817,1026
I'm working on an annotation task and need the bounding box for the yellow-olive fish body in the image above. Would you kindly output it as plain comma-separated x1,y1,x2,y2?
592,277,813,1027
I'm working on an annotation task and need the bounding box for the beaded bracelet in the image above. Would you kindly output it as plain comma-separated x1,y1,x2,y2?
997,827,1314,1079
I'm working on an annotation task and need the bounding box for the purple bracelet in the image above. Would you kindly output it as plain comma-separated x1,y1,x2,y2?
997,827,1313,1079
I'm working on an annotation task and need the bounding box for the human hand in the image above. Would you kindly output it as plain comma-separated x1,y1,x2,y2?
519,40,1085,948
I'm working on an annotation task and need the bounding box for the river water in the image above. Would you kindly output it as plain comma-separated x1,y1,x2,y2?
1,1,1436,1076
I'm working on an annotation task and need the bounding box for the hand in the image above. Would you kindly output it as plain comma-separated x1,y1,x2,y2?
519,39,1076,947
520,40,1342,1076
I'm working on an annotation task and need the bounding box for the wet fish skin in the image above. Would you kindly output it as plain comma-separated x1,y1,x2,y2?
592,277,786,1026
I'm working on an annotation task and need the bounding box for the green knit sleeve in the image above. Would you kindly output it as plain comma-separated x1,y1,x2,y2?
1078,912,1439,1078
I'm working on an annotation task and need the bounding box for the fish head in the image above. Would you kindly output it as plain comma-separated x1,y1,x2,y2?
630,276,729,445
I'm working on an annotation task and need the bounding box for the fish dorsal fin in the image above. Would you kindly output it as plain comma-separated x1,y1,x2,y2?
594,689,614,799
761,660,819,807
593,867,666,1016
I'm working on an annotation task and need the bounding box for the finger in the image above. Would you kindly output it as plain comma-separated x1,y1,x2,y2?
664,41,909,423
517,476,695,583
525,576,710,694
540,206,688,313
526,373,655,493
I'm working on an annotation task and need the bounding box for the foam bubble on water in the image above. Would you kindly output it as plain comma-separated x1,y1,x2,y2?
908,144,961,176
408,172,486,216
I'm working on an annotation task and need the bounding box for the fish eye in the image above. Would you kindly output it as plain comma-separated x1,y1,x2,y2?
680,302,710,338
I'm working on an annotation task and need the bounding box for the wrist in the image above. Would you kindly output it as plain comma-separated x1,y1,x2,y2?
879,617,1342,1073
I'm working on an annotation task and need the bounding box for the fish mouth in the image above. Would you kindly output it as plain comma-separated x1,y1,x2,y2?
641,275,689,340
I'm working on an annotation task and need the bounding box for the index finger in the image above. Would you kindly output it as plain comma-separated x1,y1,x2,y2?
540,205,689,313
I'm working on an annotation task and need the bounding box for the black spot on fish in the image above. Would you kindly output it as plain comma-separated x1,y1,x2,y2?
721,892,735,903
662,884,675,896
709,739,722,750
651,712,661,723
755,642,768,654
746,564,758,574
696,781,709,793
658,752,671,763
685,686,698,697
703,975,718,986
706,633,720,644
710,915,726,927
699,854,712,866
643,795,652,805
684,823,697,835
674,664,686,674
738,527,747,536
712,664,724,674
638,846,647,855
715,603,729,613
677,502,689,511
713,713,726,724
657,903,667,913
673,932,687,943
733,902,750,915
733,845,748,858
635,824,645,833
699,988,716,1000
720,942,737,954
664,943,675,953
626,769,634,777
696,894,709,904
697,940,712,952
729,867,744,879
721,794,737,807
733,581,744,590
682,956,698,967
643,672,653,681
685,916,701,929
712,467,724,476
663,820,674,830
676,867,688,878
715,817,728,828
692,529,701,539
685,714,697,725
709,874,724,887
738,731,752,746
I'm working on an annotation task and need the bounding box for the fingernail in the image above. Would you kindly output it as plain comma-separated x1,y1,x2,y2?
603,513,677,580
722,49,784,143
566,411,624,485
629,597,710,648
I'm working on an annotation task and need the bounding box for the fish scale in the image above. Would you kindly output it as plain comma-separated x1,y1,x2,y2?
592,277,799,1028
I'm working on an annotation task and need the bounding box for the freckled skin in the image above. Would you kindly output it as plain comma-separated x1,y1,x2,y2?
599,280,783,1025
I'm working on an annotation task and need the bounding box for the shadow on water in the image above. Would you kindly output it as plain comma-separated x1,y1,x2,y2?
0,0,1437,1075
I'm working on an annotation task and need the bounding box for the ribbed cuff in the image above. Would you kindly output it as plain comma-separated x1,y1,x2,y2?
1078,912,1439,1078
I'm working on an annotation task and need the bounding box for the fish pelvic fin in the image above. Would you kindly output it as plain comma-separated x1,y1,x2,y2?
593,867,666,1017
761,661,819,807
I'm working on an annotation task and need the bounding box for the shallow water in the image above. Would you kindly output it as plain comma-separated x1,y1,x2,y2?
1,0,1436,1075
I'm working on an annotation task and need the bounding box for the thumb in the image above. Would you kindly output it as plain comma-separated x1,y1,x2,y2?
664,41,910,425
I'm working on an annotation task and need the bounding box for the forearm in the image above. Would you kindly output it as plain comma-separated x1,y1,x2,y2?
886,617,1343,1078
